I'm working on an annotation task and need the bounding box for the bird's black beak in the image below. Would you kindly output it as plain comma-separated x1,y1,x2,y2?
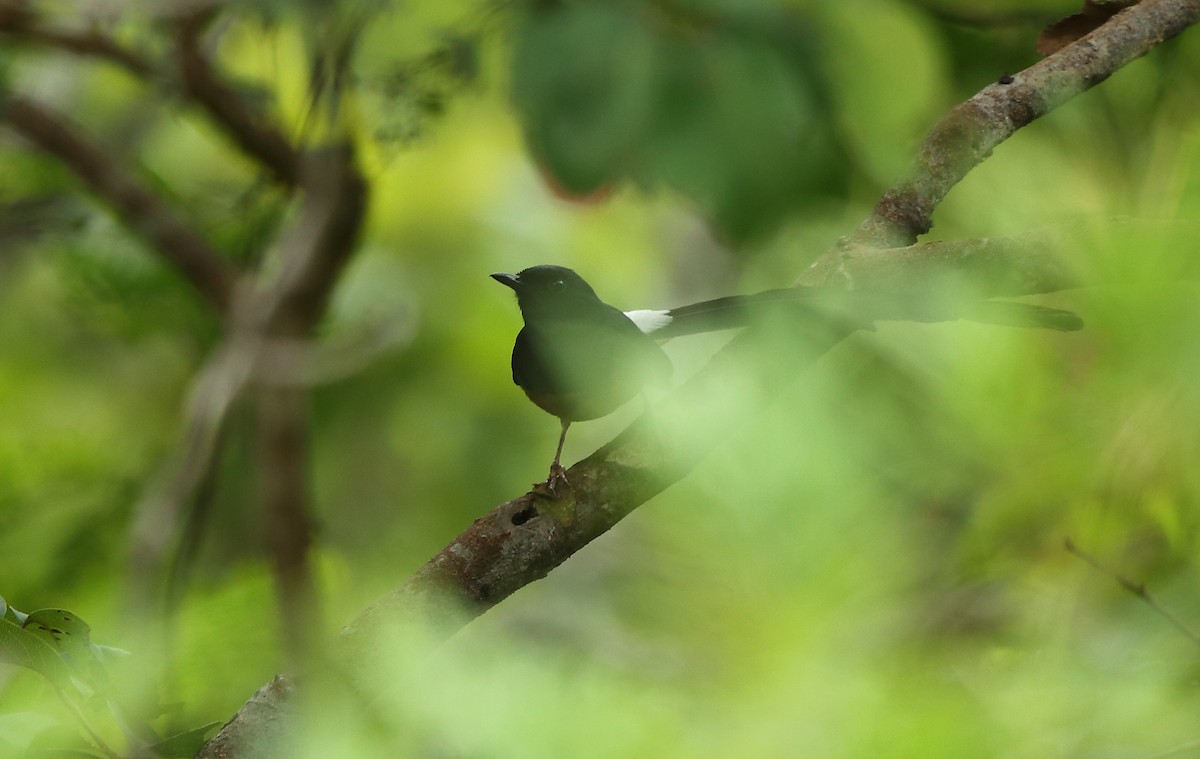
490,272,519,290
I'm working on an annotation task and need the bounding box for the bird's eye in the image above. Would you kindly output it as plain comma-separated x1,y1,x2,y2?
552,279,566,291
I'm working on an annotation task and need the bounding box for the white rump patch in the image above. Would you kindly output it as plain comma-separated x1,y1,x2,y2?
624,309,673,334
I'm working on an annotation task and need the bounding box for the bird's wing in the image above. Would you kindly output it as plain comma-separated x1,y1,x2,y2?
512,314,671,421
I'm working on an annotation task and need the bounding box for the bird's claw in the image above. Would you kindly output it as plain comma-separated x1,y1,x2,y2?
533,463,570,498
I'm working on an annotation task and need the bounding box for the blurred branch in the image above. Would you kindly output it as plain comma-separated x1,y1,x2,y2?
839,0,1199,250
0,5,367,750
247,316,418,387
251,149,366,669
0,4,155,76
129,337,255,611
221,150,364,611
130,149,365,660
797,228,1080,293
1064,537,1200,648
253,147,368,333
131,310,412,611
175,10,302,187
0,195,86,252
257,383,320,668
0,1,333,679
0,95,237,310
0,4,302,187
799,217,1200,291
135,319,402,613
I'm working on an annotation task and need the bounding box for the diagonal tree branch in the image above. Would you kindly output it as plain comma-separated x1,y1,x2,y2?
834,0,1200,252
0,4,302,187
195,676,297,759
0,4,155,76
798,230,1082,296
0,94,237,311
800,218,1200,294
175,10,302,187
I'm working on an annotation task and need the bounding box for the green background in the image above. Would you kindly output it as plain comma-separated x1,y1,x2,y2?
1,0,1198,756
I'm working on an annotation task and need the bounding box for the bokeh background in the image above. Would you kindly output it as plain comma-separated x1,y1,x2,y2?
1,0,1199,756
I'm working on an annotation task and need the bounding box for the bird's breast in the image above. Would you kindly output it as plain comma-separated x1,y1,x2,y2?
511,318,670,422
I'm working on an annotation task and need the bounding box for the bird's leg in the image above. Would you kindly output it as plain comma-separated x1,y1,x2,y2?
547,418,571,492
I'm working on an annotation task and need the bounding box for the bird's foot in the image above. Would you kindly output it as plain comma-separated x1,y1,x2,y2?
534,462,570,498
549,461,569,489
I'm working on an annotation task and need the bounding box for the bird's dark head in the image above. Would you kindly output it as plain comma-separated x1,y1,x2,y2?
491,265,603,319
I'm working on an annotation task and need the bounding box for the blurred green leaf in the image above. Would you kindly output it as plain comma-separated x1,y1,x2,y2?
820,0,949,182
511,2,836,239
0,617,73,685
22,610,93,672
512,4,657,196
643,28,833,240
20,610,117,696
1,3,1199,758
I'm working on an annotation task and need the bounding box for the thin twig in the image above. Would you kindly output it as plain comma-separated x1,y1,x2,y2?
55,686,118,759
1064,537,1200,648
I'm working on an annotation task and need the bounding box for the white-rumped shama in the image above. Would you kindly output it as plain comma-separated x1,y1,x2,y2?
493,265,1081,491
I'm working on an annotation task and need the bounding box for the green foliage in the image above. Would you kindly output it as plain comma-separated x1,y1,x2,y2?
511,1,841,241
0,598,216,757
0,607,73,687
1,0,1199,758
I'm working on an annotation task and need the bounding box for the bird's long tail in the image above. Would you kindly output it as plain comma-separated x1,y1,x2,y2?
954,300,1083,331
649,287,1082,339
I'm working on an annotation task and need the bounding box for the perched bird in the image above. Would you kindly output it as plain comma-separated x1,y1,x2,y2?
492,265,1081,491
